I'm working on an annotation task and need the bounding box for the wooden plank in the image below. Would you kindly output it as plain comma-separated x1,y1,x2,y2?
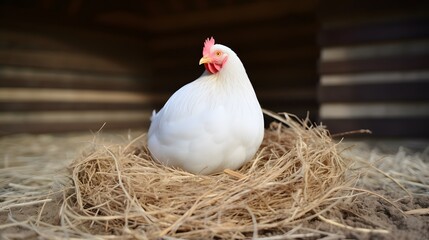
0,89,317,112
96,1,318,32
0,74,147,92
0,7,150,44
0,25,150,75
321,71,429,86
319,82,429,102
0,91,317,114
320,103,429,119
319,0,429,24
319,18,429,46
0,111,151,124
321,40,429,61
0,88,167,103
0,27,148,60
0,121,149,136
0,48,145,74
0,67,173,94
148,21,317,52
319,55,429,74
0,30,79,51
321,118,429,138
0,101,153,112
320,0,428,15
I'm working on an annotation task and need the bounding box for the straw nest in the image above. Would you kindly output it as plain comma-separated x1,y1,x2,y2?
63,111,359,239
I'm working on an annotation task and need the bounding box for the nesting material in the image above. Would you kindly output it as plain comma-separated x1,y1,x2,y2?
63,111,357,239
2,114,428,239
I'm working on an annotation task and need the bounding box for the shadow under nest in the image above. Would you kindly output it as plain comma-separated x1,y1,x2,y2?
66,110,358,239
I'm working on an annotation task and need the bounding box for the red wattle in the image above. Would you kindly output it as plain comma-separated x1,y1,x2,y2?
205,63,221,74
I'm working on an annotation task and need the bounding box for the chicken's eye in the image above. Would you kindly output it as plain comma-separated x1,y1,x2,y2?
215,51,222,56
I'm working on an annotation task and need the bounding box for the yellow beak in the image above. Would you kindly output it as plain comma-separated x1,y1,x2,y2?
199,56,211,65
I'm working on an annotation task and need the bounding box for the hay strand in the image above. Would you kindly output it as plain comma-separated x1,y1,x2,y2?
60,111,356,239
1,111,428,239
317,214,390,234
404,208,429,215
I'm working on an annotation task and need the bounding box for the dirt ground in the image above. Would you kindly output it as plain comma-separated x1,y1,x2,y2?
302,191,429,240
0,132,428,239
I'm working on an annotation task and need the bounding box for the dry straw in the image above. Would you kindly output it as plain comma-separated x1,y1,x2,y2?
60,110,361,239
2,110,428,239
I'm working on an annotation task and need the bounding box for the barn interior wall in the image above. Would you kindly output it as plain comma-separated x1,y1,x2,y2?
1,0,428,137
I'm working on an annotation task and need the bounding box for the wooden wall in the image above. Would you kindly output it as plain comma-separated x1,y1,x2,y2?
318,0,429,137
1,0,428,138
95,0,320,121
0,0,320,135
0,0,429,137
0,22,159,134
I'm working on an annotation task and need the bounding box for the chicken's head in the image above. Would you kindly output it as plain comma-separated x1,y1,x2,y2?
199,37,228,74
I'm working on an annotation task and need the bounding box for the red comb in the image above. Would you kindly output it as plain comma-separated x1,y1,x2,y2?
203,37,215,56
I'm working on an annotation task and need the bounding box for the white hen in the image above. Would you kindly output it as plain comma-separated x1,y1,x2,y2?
148,37,264,174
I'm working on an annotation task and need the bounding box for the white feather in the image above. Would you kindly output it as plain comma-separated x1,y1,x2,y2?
148,44,264,174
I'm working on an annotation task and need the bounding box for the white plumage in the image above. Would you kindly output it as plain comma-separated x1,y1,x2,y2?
147,38,264,174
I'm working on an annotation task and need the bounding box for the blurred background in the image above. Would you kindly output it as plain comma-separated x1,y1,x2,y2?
0,0,428,138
